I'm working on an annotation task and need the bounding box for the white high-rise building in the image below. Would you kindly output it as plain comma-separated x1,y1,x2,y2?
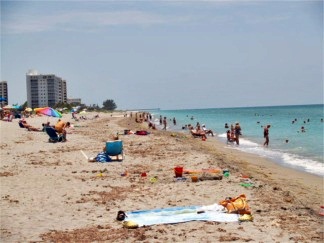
26,70,67,108
0,81,8,107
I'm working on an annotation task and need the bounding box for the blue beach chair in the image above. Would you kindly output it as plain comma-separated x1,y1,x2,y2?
45,127,63,143
106,140,123,161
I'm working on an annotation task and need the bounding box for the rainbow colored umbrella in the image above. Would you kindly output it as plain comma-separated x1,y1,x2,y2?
34,107,62,118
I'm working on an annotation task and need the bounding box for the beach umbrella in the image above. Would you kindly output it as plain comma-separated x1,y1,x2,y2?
3,105,12,109
0,97,6,102
3,105,16,110
25,107,32,112
34,107,62,118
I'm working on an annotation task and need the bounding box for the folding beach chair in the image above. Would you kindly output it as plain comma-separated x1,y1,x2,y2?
106,140,124,161
45,127,63,143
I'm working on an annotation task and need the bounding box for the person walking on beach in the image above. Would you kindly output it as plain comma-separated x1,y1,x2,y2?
263,125,271,146
234,122,241,145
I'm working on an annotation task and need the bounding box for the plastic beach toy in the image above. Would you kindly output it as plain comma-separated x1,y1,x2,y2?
123,221,139,229
174,166,183,177
239,214,254,222
319,206,324,216
223,169,230,178
121,170,128,176
239,182,253,188
191,175,198,182
150,177,158,183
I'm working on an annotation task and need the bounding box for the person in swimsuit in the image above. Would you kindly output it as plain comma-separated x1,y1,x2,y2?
263,125,271,146
54,120,70,141
234,123,241,145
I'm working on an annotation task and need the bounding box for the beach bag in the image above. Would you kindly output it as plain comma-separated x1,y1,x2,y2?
95,152,112,162
135,130,149,135
219,194,251,215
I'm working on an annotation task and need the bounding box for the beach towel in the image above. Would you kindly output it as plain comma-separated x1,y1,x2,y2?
95,152,112,162
123,203,238,227
135,130,150,135
183,168,222,174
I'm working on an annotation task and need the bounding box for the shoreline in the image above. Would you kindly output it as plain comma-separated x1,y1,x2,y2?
170,124,324,177
1,112,323,242
151,104,324,178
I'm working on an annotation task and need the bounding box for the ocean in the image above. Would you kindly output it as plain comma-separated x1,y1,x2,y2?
150,104,324,177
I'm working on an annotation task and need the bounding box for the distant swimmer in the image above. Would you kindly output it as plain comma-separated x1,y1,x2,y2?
301,126,306,133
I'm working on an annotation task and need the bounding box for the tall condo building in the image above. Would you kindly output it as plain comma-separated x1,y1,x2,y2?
26,70,67,108
0,81,9,107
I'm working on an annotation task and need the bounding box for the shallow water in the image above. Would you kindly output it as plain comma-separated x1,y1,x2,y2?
152,104,324,176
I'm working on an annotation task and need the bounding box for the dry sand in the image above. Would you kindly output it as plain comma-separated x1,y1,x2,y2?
0,112,323,242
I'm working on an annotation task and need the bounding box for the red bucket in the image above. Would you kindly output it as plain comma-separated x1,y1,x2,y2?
174,166,183,177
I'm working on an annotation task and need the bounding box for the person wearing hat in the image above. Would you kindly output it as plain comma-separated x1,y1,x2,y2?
202,124,214,136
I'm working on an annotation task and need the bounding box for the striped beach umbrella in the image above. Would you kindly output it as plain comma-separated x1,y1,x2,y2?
34,107,62,118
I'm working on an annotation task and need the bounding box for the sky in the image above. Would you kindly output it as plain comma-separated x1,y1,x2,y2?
1,0,323,110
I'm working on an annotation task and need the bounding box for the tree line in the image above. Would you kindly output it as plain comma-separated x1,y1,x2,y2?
18,99,117,111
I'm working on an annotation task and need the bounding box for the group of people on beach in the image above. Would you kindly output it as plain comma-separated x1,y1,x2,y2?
188,122,214,140
134,112,277,147
226,122,270,147
225,122,242,145
18,118,71,142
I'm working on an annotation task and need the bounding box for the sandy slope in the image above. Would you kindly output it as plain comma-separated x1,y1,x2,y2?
0,113,323,242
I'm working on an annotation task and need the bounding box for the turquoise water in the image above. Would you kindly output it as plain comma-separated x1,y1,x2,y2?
151,104,324,176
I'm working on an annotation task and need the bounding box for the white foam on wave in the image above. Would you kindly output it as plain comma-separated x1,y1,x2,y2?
218,133,324,177
280,153,324,176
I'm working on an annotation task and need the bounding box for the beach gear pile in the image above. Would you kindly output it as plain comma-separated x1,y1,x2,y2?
94,152,112,162
219,194,251,215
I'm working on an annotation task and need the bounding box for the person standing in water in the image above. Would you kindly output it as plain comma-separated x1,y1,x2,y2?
163,117,167,130
234,123,241,145
263,125,271,146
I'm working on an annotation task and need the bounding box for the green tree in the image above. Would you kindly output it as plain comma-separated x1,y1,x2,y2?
21,101,28,109
102,99,117,110
87,104,100,111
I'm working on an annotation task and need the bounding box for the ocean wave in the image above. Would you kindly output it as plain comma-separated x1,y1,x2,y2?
219,134,324,177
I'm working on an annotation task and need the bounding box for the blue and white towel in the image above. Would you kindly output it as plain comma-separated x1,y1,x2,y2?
125,204,239,227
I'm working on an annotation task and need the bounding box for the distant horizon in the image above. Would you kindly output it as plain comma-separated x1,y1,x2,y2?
124,103,323,112
1,96,323,111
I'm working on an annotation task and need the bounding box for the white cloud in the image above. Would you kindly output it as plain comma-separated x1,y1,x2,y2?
2,10,191,34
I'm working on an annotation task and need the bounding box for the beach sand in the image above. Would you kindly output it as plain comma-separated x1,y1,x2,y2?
0,113,323,242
